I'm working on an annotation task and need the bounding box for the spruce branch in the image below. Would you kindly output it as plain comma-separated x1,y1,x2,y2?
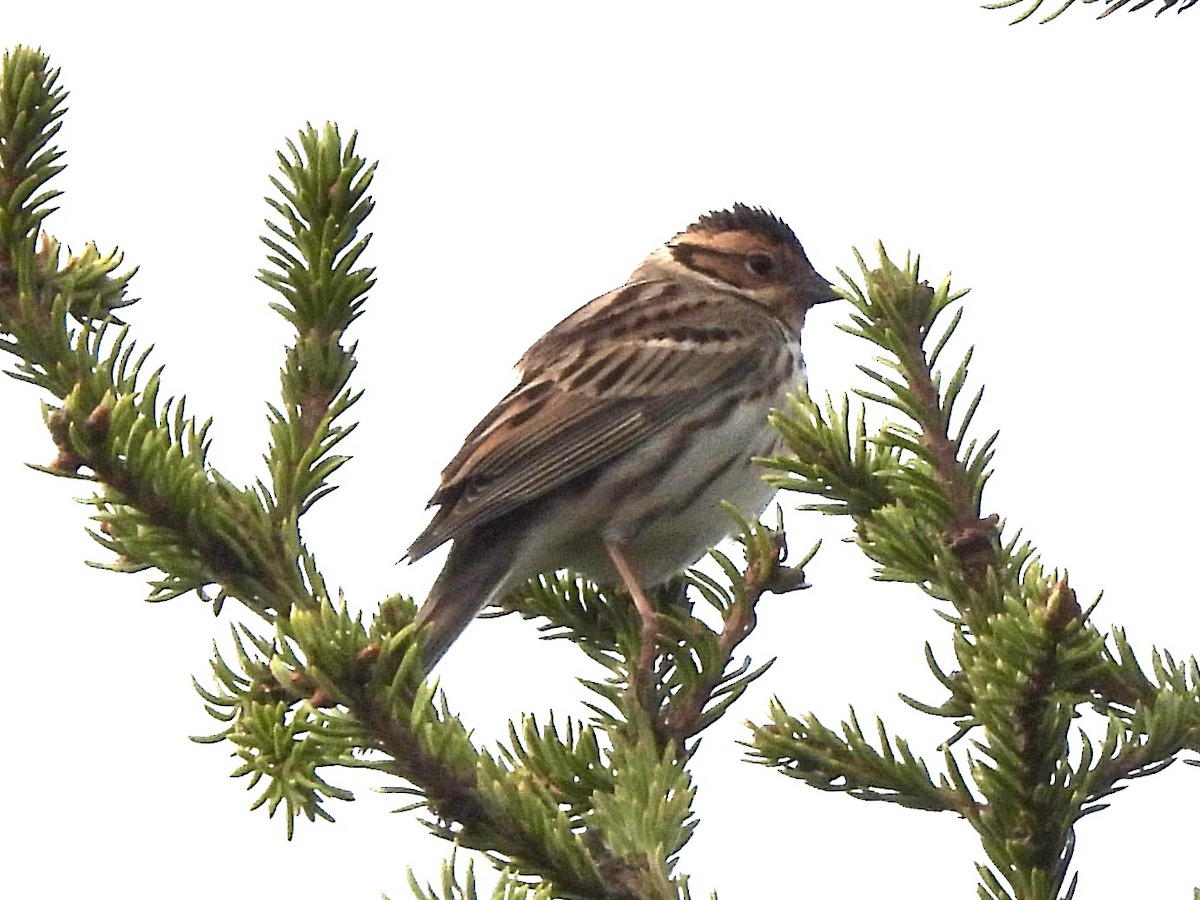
763,390,900,517
748,699,975,815
0,47,66,291
753,245,1200,900
258,123,373,524
497,510,805,758
190,593,617,895
387,510,815,896
983,0,1196,23
956,582,1105,897
1097,0,1198,14
0,81,374,618
0,48,286,617
408,854,559,900
247,122,376,618
287,594,715,899
192,625,365,838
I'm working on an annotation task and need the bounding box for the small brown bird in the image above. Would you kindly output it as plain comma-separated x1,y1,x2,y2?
406,204,838,667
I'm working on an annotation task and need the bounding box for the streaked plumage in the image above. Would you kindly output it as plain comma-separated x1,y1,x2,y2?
407,204,838,667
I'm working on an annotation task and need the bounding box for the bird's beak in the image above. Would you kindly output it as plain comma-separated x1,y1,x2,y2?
805,270,842,305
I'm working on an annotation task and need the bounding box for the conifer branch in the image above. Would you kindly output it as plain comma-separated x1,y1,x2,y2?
197,595,627,899
984,0,1196,23
495,510,804,758
753,245,1200,900
397,510,813,895
749,699,976,815
0,48,360,621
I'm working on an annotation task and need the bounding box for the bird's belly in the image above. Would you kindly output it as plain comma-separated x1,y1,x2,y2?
533,357,802,588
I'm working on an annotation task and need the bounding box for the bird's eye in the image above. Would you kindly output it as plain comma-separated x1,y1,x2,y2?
745,252,775,277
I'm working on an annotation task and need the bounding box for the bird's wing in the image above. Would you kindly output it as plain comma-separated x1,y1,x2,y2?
404,280,792,561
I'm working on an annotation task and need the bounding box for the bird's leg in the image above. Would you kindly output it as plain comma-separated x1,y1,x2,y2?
604,539,660,686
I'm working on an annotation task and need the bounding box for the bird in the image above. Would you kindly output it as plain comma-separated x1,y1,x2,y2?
405,204,839,668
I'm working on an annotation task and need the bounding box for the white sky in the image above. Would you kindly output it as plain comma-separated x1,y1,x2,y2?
3,2,1197,898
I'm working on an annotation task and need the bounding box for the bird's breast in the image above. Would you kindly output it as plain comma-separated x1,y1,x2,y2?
516,338,806,588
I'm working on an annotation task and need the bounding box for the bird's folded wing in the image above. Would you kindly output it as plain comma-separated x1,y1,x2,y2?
405,281,790,560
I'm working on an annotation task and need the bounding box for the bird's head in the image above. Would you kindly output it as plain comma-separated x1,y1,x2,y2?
632,203,839,331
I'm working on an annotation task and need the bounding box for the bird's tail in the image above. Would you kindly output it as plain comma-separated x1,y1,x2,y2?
413,529,516,670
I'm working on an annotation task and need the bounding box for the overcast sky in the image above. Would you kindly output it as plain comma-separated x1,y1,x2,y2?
3,3,1197,898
